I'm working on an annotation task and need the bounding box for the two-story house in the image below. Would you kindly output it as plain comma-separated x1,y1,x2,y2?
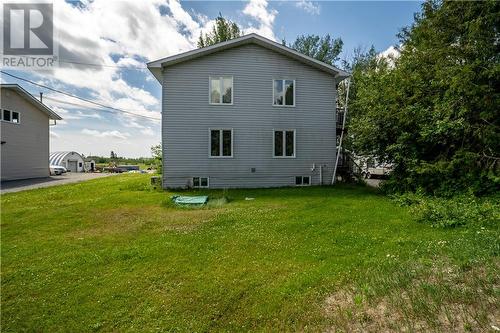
1,84,62,181
147,33,349,189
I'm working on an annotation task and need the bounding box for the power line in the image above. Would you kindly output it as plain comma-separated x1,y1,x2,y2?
44,96,160,123
57,59,148,70
43,96,131,117
0,70,160,121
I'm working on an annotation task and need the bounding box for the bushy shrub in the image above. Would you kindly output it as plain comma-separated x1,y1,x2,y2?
393,193,499,228
347,1,500,196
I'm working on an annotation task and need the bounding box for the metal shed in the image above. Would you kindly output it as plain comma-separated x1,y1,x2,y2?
84,159,96,172
49,151,85,172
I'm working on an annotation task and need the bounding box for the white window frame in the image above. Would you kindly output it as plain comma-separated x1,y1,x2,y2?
272,129,296,158
1,109,20,124
1,109,9,122
11,111,20,124
209,76,233,105
272,79,296,107
208,128,234,158
192,176,209,188
295,176,311,186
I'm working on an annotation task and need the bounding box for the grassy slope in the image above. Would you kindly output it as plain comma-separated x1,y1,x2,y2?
1,174,498,332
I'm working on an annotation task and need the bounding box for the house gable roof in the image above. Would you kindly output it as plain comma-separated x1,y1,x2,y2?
1,84,62,120
147,33,350,82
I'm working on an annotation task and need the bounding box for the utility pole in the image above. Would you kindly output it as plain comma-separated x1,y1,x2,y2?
39,92,43,103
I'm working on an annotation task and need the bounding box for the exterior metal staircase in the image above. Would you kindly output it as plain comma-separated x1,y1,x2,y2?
332,78,364,183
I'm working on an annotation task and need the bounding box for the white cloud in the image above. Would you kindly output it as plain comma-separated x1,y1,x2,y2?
51,128,160,157
31,0,278,121
377,45,400,67
48,104,103,120
378,45,400,59
50,131,60,138
295,0,320,15
23,0,279,157
25,0,213,122
115,57,146,69
242,0,278,41
123,119,146,129
141,128,156,136
81,128,130,140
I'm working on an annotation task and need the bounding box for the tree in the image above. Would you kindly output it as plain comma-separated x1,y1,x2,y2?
348,0,499,195
110,151,117,159
197,13,241,48
150,143,162,174
287,34,343,65
338,46,378,110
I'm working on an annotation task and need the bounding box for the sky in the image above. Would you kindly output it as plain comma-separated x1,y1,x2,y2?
1,0,422,158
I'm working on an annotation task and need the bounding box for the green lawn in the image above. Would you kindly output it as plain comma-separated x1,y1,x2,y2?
1,174,498,332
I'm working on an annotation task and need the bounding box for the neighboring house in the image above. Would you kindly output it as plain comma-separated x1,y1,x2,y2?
147,33,349,189
49,151,85,172
1,84,62,181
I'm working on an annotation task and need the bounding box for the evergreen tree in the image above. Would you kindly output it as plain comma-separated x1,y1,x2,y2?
349,0,499,195
197,13,241,48
287,34,343,65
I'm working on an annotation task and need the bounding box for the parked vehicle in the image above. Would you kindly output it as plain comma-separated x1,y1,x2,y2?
50,165,67,176
362,163,393,179
103,167,126,173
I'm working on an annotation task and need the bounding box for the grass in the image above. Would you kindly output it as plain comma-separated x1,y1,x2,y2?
1,174,498,332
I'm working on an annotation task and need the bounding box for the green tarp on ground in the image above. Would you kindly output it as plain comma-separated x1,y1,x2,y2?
172,195,208,206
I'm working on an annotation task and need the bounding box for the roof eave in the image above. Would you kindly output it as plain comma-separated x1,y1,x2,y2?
148,67,163,83
147,33,351,80
1,84,62,120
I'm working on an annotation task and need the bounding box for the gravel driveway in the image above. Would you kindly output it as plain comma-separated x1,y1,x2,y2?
1,173,116,194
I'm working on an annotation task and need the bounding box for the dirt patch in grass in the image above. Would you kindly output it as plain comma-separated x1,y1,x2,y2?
324,261,500,332
71,206,221,238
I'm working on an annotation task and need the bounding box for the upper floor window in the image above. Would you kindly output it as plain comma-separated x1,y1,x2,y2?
210,129,233,158
273,79,295,106
210,76,233,104
1,109,20,124
273,130,295,158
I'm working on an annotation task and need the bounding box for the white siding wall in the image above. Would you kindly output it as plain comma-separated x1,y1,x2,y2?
162,44,337,189
1,89,50,181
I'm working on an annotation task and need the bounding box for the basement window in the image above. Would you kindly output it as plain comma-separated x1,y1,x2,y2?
193,177,209,188
295,176,310,186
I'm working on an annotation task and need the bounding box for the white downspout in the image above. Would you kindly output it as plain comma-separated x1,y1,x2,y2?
332,77,351,185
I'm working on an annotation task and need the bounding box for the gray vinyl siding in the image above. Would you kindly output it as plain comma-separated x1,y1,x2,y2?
1,89,50,181
162,44,337,189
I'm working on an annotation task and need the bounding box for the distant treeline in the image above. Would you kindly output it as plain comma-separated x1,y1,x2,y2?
86,156,155,165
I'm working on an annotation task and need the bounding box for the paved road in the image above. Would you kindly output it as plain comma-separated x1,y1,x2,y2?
1,173,115,194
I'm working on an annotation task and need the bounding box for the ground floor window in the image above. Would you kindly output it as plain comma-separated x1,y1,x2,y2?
274,130,295,157
193,177,209,188
210,129,233,157
295,176,310,186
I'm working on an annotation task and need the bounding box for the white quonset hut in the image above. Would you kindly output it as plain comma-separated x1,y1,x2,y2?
49,151,85,172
